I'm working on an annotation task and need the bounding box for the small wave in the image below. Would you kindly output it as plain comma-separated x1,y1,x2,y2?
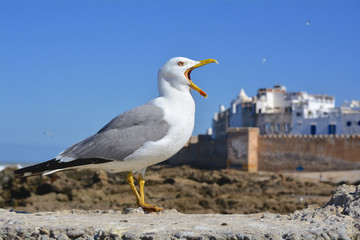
0,162,32,172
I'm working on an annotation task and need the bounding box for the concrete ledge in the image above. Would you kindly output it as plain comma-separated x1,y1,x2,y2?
1,185,359,240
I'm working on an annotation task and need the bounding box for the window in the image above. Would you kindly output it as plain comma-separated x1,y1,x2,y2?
296,112,302,117
275,123,280,133
265,123,271,133
310,125,317,135
284,123,291,133
358,121,360,126
328,124,336,134
346,121,352,127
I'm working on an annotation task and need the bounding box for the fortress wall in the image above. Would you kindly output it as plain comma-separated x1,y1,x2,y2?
169,129,360,172
195,137,228,169
257,134,360,171
227,128,259,172
168,135,227,169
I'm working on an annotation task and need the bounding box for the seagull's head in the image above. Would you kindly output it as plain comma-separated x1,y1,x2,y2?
158,57,218,98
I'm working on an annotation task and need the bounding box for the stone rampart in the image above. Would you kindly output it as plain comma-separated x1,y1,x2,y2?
169,129,360,172
227,128,259,172
168,135,227,169
258,134,360,171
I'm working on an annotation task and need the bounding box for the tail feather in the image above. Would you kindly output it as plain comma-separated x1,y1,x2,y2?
14,158,113,177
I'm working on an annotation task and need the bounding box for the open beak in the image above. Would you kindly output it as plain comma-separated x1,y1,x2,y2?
184,59,218,98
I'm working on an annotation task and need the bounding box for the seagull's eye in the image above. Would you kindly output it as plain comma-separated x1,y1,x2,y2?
178,61,184,66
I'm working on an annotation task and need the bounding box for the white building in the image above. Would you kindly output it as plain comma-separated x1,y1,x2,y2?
255,85,289,114
212,85,360,137
291,92,335,119
229,89,253,128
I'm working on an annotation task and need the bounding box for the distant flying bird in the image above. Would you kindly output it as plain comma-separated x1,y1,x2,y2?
15,57,218,212
42,131,54,137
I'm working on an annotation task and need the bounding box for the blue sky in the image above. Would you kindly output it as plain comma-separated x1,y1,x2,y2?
1,0,359,163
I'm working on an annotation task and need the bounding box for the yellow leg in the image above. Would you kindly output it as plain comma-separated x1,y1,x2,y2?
126,172,163,212
126,172,141,204
139,174,146,203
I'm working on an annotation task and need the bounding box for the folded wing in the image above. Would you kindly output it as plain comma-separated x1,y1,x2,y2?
15,102,170,177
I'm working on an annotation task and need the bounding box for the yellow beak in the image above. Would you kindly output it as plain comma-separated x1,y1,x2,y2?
184,59,218,98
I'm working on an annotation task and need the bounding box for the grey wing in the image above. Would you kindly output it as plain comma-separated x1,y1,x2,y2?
58,102,170,161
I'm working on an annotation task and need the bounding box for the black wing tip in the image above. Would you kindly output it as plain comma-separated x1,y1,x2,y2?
14,158,113,177
14,159,57,177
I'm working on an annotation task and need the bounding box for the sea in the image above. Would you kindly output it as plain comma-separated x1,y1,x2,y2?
0,143,65,171
0,161,35,171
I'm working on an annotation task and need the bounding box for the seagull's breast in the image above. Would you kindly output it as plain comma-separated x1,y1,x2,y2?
123,92,195,168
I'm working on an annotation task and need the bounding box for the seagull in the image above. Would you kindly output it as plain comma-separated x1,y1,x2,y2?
15,57,218,212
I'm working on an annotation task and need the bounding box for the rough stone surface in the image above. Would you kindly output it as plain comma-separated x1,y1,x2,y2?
325,184,360,219
1,185,359,239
